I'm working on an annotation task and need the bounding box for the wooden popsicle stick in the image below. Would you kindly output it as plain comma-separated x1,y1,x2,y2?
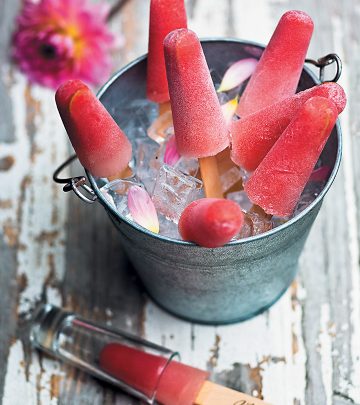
216,147,244,195
199,156,224,198
107,165,133,182
159,100,171,116
194,381,272,405
147,110,173,143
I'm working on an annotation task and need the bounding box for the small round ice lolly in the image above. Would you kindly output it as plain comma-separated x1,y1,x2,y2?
245,96,339,217
179,198,244,247
55,80,132,178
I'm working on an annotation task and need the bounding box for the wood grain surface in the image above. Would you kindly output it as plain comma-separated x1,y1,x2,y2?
0,0,359,404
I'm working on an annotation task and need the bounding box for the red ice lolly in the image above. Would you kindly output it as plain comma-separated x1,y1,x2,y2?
179,199,244,248
99,343,208,405
245,96,339,217
164,29,229,198
55,80,132,178
147,0,187,104
237,10,314,117
231,82,346,171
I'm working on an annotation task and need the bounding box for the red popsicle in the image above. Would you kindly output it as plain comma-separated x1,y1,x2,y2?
245,96,338,217
179,199,244,247
56,80,132,178
164,29,229,198
99,343,208,405
231,82,346,171
147,0,187,104
155,361,209,405
237,10,314,117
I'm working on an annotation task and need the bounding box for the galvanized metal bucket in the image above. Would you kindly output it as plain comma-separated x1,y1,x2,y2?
54,39,342,324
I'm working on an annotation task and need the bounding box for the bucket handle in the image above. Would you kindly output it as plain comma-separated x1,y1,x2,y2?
305,53,342,83
53,155,97,204
53,53,342,204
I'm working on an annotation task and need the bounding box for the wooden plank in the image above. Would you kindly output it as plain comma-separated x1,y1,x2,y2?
143,1,360,405
1,0,360,404
58,162,145,405
285,1,360,404
0,0,27,401
1,77,70,405
273,1,360,404
143,2,306,405
0,0,20,143
331,2,360,403
55,1,149,404
0,234,17,402
0,0,148,402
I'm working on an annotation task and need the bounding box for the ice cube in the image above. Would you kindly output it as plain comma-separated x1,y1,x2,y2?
126,124,148,147
247,205,273,235
174,157,199,177
221,166,243,193
147,111,174,144
158,214,181,239
152,164,203,222
94,176,109,188
135,137,161,169
135,138,162,194
115,99,159,133
100,178,142,218
227,190,252,212
292,180,325,217
232,215,253,240
129,99,159,129
272,216,289,228
239,166,251,184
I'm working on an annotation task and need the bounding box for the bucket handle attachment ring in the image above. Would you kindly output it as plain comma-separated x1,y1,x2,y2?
53,155,97,204
305,53,342,83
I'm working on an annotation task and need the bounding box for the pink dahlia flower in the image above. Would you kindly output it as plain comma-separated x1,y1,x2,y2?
12,0,115,88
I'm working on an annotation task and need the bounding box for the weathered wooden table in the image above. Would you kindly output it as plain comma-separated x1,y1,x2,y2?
1,0,359,404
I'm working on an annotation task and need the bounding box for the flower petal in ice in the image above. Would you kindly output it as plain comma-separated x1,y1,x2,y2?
217,58,258,93
127,185,160,233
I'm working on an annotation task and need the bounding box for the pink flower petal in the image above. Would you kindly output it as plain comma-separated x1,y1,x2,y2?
309,166,332,182
128,186,160,234
164,135,181,166
221,97,238,126
218,58,258,93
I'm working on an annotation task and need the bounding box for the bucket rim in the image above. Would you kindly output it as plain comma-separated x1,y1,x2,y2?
87,37,343,247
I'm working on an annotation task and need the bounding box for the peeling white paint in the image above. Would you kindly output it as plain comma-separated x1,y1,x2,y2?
145,288,307,405
1,73,69,403
231,0,273,43
1,1,359,404
189,0,229,37
144,4,307,405
16,83,68,311
3,341,64,405
0,71,30,227
318,304,333,405
333,15,360,402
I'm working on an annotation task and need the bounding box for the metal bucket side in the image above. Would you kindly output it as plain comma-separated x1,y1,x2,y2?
108,202,320,324
87,39,342,324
